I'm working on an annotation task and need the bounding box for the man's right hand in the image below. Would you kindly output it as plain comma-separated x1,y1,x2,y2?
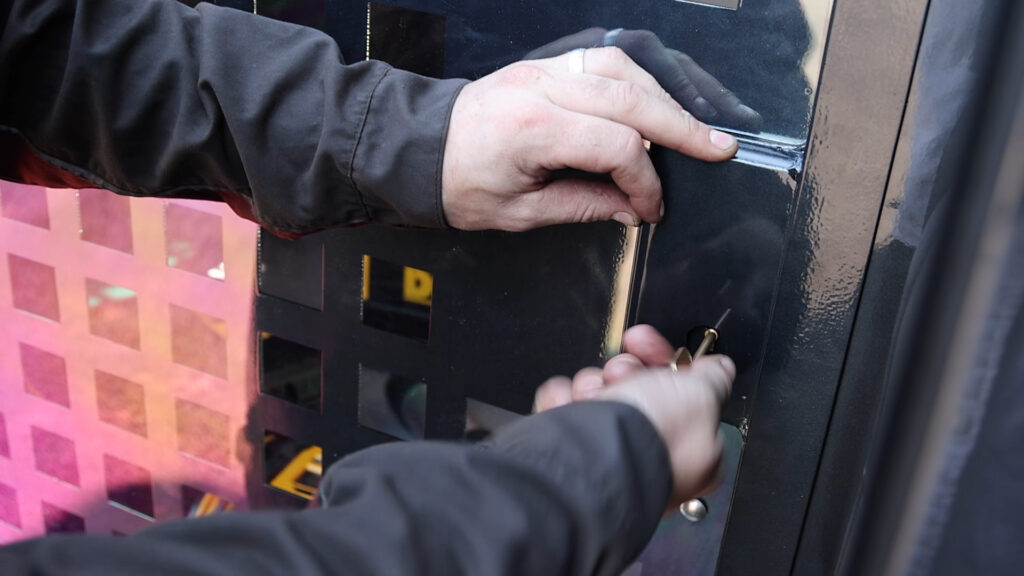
441,48,739,232
534,325,735,504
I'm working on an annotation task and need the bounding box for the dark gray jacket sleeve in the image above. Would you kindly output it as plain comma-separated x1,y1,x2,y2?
0,0,467,233
0,402,672,576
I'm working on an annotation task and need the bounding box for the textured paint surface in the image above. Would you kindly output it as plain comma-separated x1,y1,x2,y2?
0,187,256,543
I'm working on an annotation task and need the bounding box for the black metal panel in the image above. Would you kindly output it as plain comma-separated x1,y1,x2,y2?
790,0,992,569
714,0,931,572
245,1,945,574
636,153,796,429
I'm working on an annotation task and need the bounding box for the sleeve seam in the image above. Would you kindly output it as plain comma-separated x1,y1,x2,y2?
347,64,392,224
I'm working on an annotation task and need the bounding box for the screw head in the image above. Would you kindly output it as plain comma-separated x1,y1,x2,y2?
680,498,708,522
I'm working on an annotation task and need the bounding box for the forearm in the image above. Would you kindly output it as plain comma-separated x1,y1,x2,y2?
0,402,670,576
0,0,466,233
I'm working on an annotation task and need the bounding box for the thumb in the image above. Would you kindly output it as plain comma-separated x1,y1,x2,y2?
518,177,641,228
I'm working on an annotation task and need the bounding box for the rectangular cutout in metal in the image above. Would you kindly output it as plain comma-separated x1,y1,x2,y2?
257,229,324,310
41,501,85,534
165,203,224,281
359,366,427,441
264,431,322,501
103,454,154,519
79,188,133,254
181,485,234,518
86,279,141,350
673,0,740,10
259,332,322,412
361,255,432,341
367,4,446,78
8,254,60,322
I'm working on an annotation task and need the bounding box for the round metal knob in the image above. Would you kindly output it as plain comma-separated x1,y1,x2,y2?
679,498,708,523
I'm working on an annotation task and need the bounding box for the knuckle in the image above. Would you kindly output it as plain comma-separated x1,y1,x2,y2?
609,81,648,116
601,45,630,66
498,62,548,87
621,128,647,157
505,102,551,134
679,109,703,136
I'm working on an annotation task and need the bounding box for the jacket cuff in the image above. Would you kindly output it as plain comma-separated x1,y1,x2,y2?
351,67,468,228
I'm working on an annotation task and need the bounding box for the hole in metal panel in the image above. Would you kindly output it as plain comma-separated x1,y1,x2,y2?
170,304,228,379
79,188,133,253
257,229,324,310
361,255,432,341
358,366,426,441
175,399,230,467
257,0,325,29
0,413,9,458
30,427,80,486
41,501,85,534
367,3,446,78
8,254,60,321
0,182,49,229
264,431,322,501
103,454,155,519
19,343,70,408
259,332,322,412
0,482,21,529
95,370,148,437
86,278,141,350
464,398,524,441
181,485,234,518
165,203,225,281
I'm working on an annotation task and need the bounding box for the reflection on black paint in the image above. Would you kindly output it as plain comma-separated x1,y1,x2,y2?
368,4,446,78
361,256,432,341
257,0,325,29
258,229,324,310
260,333,322,412
359,366,426,441
464,398,523,441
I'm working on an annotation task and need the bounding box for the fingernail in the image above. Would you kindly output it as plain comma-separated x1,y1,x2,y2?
659,202,666,219
612,212,639,227
738,104,758,117
709,130,736,150
718,356,736,378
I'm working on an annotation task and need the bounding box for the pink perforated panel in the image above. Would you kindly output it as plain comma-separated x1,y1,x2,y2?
0,185,256,542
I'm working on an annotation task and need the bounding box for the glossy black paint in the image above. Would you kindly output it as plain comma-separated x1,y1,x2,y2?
716,0,931,572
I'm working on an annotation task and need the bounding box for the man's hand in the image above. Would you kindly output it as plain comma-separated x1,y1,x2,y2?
534,325,734,503
441,48,739,231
